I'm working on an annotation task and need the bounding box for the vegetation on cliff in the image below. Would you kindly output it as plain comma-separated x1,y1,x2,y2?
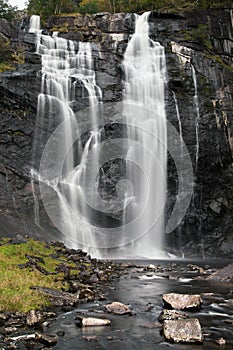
25,0,233,17
0,0,17,21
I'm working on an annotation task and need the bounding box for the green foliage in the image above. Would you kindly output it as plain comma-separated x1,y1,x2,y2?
0,36,12,62
79,0,99,14
27,0,79,18
77,0,233,14
26,0,232,16
182,24,212,50
0,0,17,21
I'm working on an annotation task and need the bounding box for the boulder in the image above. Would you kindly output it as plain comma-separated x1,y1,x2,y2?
163,318,203,343
35,332,58,346
162,293,202,310
105,301,131,315
75,316,110,327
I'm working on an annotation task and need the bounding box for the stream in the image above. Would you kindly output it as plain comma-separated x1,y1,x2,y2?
43,260,233,349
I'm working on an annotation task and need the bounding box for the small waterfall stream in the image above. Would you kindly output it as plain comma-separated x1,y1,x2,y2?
191,64,200,172
172,91,185,257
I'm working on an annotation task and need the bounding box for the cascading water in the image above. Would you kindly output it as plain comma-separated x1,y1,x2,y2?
191,65,205,258
28,15,40,33
30,16,103,254
121,12,167,257
30,12,168,258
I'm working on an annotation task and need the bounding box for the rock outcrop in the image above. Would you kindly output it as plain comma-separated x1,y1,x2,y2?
0,8,232,257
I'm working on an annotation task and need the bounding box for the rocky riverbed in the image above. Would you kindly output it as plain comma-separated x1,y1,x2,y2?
0,239,232,350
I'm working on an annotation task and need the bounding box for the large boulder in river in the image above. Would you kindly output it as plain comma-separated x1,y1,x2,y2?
162,293,202,310
163,318,203,343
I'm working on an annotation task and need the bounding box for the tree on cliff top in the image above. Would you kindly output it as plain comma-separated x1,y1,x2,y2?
27,0,81,17
78,0,232,14
0,0,17,21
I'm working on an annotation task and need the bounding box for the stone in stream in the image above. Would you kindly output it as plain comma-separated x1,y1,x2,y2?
163,318,203,343
158,309,189,323
162,293,202,310
26,310,44,326
75,316,111,327
215,337,226,346
207,263,233,282
105,301,131,315
26,310,56,326
35,332,58,346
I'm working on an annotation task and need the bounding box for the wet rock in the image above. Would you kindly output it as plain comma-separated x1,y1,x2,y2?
3,326,18,334
79,288,95,301
56,329,65,337
68,281,93,293
26,310,44,326
209,199,222,214
8,334,36,342
163,318,203,343
35,332,58,346
163,293,202,310
158,309,189,323
31,287,79,306
215,337,226,346
224,319,233,324
207,263,233,282
75,316,111,327
105,301,132,315
82,336,99,341
89,274,99,283
0,312,9,326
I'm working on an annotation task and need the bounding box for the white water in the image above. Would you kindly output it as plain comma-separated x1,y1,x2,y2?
30,13,168,258
172,91,185,257
121,12,167,257
30,16,103,253
29,15,40,33
191,64,200,171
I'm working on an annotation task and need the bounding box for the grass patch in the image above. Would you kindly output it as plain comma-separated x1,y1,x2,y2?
0,238,78,312
0,62,15,73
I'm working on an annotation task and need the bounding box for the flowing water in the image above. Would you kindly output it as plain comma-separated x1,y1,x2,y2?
30,12,168,259
30,16,103,254
121,12,167,258
37,260,233,350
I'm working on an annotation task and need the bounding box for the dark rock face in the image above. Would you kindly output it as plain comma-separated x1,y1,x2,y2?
0,9,232,257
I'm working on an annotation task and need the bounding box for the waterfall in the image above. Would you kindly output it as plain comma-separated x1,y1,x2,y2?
30,16,103,254
121,12,167,257
30,13,168,258
191,65,205,258
29,15,41,33
191,65,200,171
172,91,185,257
